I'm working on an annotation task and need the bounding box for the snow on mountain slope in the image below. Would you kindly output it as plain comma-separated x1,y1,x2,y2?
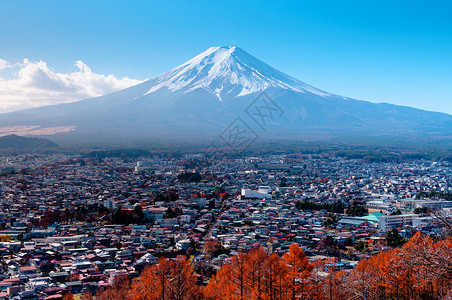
1,45,451,144
143,46,331,101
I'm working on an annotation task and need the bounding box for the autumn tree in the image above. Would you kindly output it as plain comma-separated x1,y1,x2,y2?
262,252,288,300
205,247,288,300
430,208,452,237
379,249,417,299
204,263,238,299
166,256,201,300
0,235,11,242
244,247,268,299
398,232,452,298
130,257,170,300
205,239,220,260
282,243,313,300
94,274,130,300
205,249,260,300
62,293,74,300
346,232,452,300
91,232,452,300
325,270,351,300
229,251,248,299
130,256,200,300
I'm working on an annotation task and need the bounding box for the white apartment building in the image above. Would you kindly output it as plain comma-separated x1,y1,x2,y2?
379,214,416,231
240,187,272,199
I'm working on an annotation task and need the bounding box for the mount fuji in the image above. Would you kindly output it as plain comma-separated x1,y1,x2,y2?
1,46,451,145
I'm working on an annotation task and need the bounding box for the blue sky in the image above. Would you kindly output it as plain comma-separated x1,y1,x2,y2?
0,0,451,114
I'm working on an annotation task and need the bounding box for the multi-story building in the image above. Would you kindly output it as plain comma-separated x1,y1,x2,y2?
379,214,416,231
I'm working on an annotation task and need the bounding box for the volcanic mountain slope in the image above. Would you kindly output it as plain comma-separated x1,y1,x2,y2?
0,46,451,144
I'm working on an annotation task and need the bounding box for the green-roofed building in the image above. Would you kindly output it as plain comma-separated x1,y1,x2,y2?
360,212,386,226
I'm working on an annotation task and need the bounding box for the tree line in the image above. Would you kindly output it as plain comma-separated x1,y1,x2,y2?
416,191,452,201
295,199,345,213
296,199,368,216
89,232,451,300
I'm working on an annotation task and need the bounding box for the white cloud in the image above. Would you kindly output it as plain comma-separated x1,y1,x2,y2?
0,59,10,70
0,58,143,113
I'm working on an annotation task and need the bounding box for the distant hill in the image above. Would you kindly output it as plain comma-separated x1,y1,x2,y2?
0,135,58,149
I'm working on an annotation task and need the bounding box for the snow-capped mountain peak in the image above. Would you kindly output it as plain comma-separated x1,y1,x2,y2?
2,46,452,144
144,46,329,100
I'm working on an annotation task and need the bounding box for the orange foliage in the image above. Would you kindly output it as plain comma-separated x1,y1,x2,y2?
346,233,452,299
204,263,237,299
62,293,74,300
129,256,200,300
205,245,313,300
204,239,220,260
129,257,170,300
91,234,452,300
94,274,130,300
282,243,314,300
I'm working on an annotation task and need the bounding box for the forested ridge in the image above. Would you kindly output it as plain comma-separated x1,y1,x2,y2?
86,232,451,300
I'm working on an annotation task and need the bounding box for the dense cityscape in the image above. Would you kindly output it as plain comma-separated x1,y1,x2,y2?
0,149,450,299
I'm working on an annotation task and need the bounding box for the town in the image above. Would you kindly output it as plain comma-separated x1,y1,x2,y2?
0,150,450,299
